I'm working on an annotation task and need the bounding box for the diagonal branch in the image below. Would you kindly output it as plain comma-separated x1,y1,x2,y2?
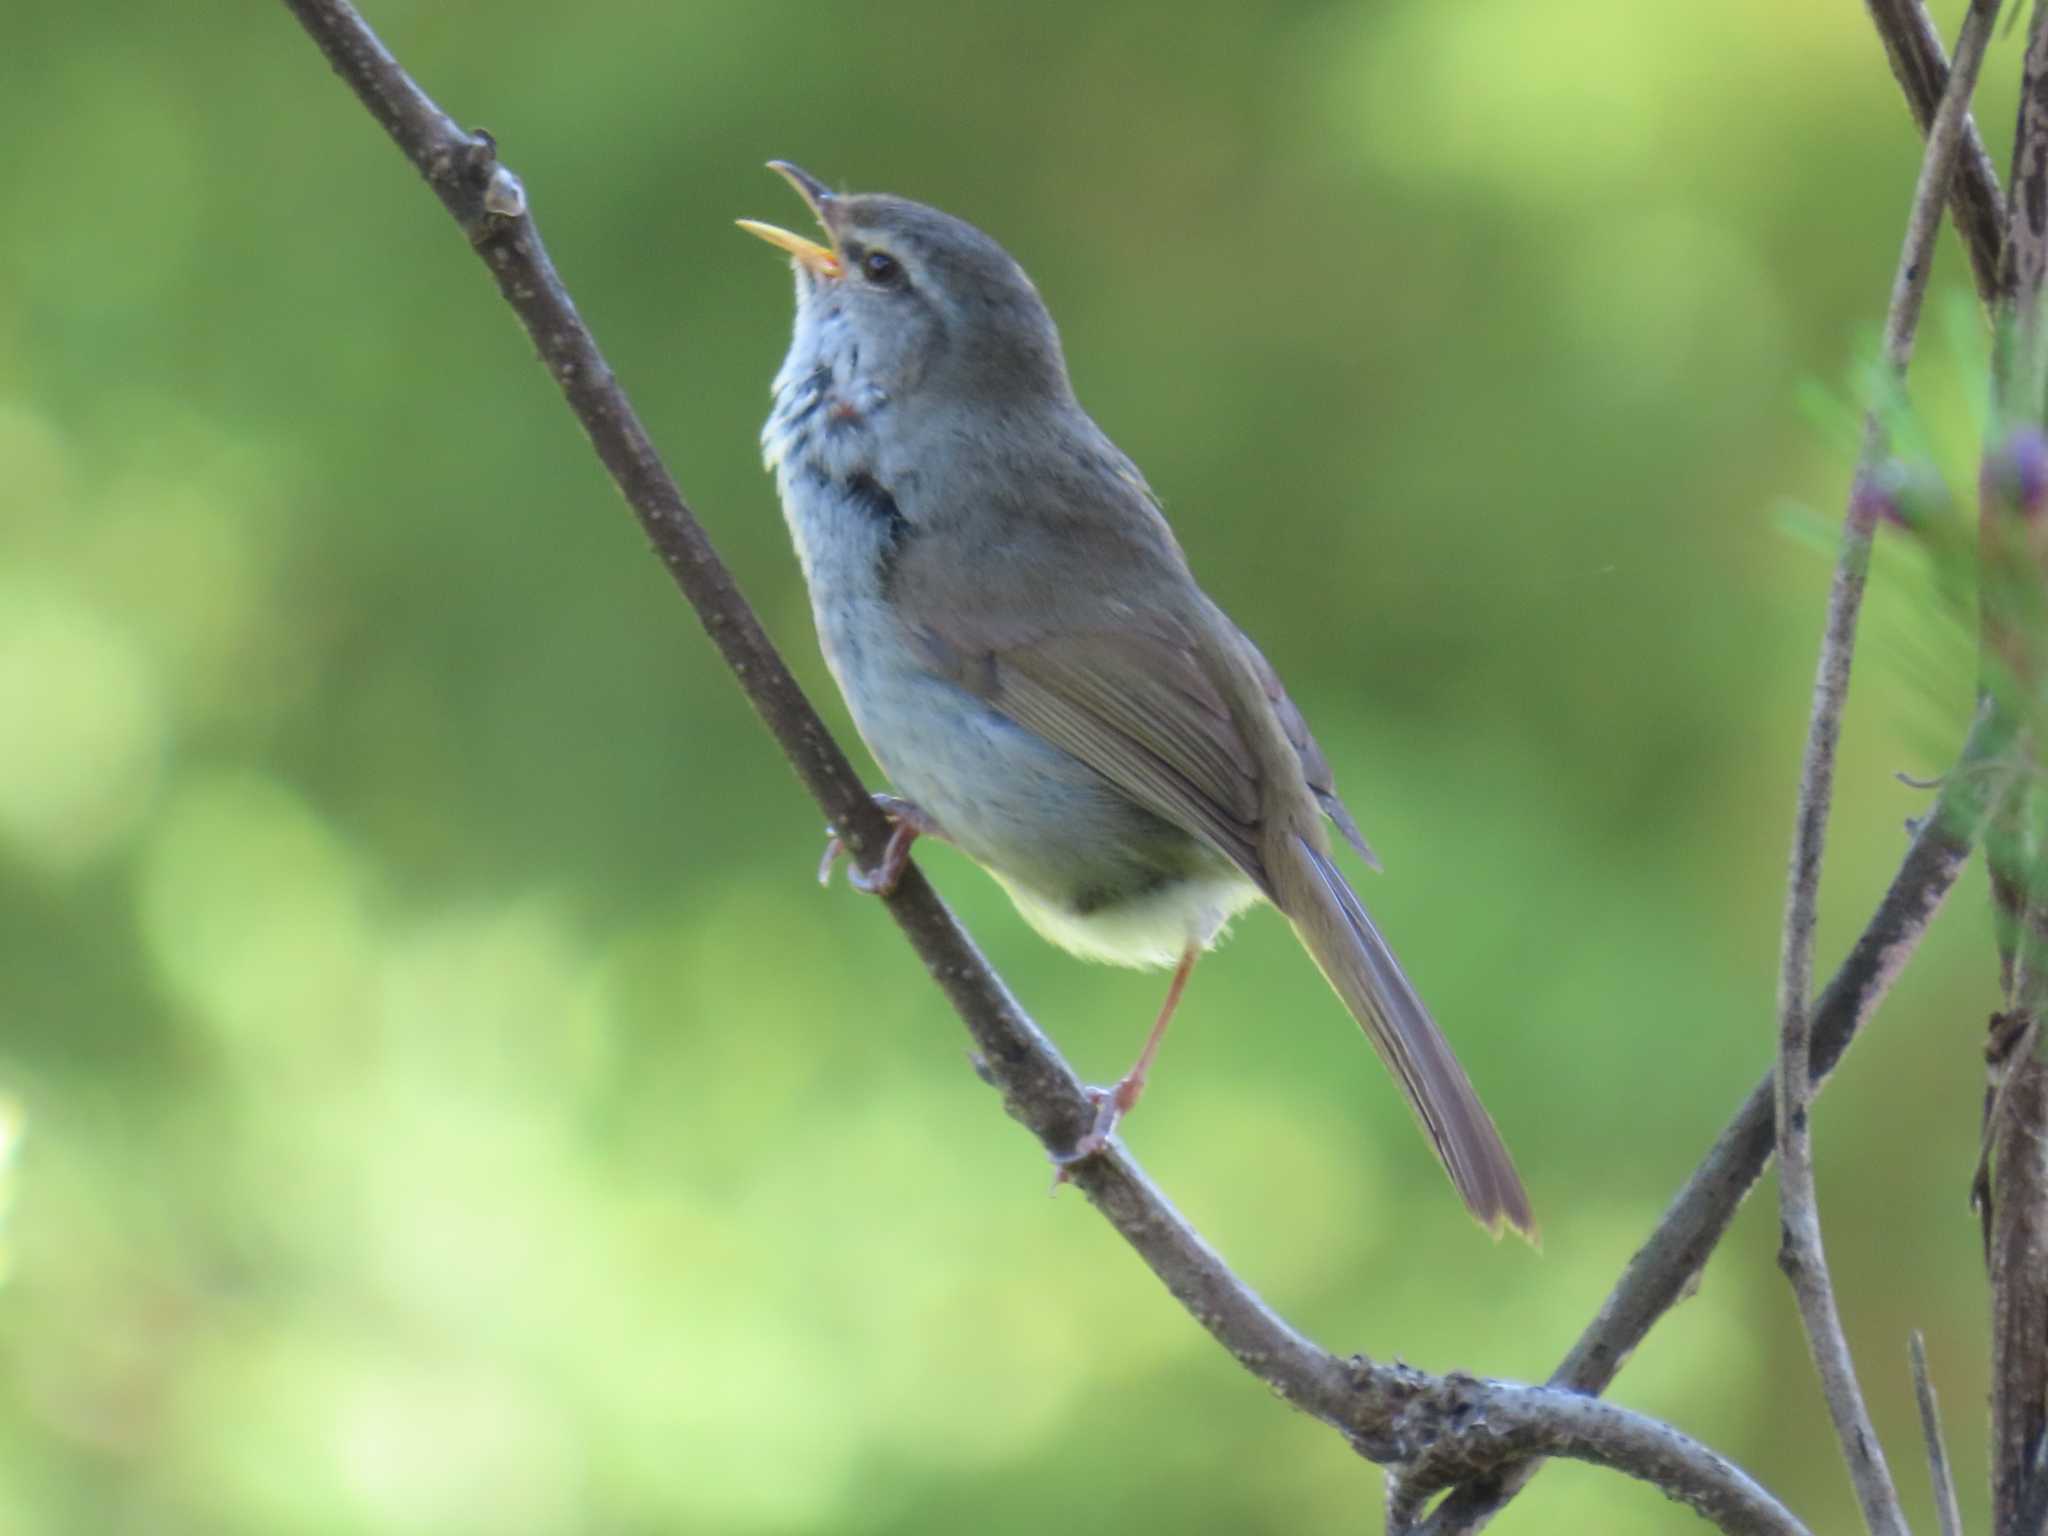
277,1,1808,1530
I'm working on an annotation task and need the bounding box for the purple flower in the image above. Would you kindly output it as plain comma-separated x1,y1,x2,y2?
1982,426,2048,522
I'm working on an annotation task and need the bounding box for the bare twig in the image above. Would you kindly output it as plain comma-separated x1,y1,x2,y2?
1773,16,1996,1527
1861,0,2006,307
1423,704,2013,1534
276,1,1808,1527
1909,1331,1963,1536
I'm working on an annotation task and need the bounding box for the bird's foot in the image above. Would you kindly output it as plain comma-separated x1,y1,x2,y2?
818,794,937,897
1048,1076,1144,1189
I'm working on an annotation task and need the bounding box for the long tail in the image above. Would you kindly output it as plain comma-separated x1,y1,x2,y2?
1274,833,1535,1240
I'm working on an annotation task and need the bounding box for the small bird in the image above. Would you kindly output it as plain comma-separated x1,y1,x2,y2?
741,163,1533,1238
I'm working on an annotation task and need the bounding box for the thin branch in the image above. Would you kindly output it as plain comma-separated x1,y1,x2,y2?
1909,1331,1964,1536
1772,574,1905,1533
1774,14,1996,1529
1423,704,2013,1535
276,2,1807,1528
1861,0,2006,308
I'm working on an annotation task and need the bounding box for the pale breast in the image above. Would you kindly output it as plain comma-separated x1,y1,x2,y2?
760,316,1255,968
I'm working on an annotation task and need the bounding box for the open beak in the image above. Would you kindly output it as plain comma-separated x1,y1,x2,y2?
737,160,842,280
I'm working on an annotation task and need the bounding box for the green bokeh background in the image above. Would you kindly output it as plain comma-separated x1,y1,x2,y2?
0,2,2022,1530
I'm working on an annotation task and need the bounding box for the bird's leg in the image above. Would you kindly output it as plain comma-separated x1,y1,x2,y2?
818,793,939,897
1054,940,1200,1174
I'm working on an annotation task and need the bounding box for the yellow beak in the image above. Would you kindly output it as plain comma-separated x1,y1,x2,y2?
737,160,842,279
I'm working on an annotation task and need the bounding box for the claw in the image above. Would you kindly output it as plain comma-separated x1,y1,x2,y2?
846,820,918,896
817,794,938,897
1049,1087,1113,1191
1053,1081,1138,1167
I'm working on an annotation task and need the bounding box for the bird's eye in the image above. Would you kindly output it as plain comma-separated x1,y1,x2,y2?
862,249,903,286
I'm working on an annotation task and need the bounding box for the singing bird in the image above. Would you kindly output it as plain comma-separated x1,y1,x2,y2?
741,163,1532,1238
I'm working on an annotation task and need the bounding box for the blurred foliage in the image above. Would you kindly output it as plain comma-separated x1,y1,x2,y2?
0,1,2028,1531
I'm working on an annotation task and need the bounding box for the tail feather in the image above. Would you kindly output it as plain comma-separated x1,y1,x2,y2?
1277,833,1536,1241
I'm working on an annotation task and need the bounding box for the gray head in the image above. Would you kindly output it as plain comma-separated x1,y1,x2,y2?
740,163,1073,411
